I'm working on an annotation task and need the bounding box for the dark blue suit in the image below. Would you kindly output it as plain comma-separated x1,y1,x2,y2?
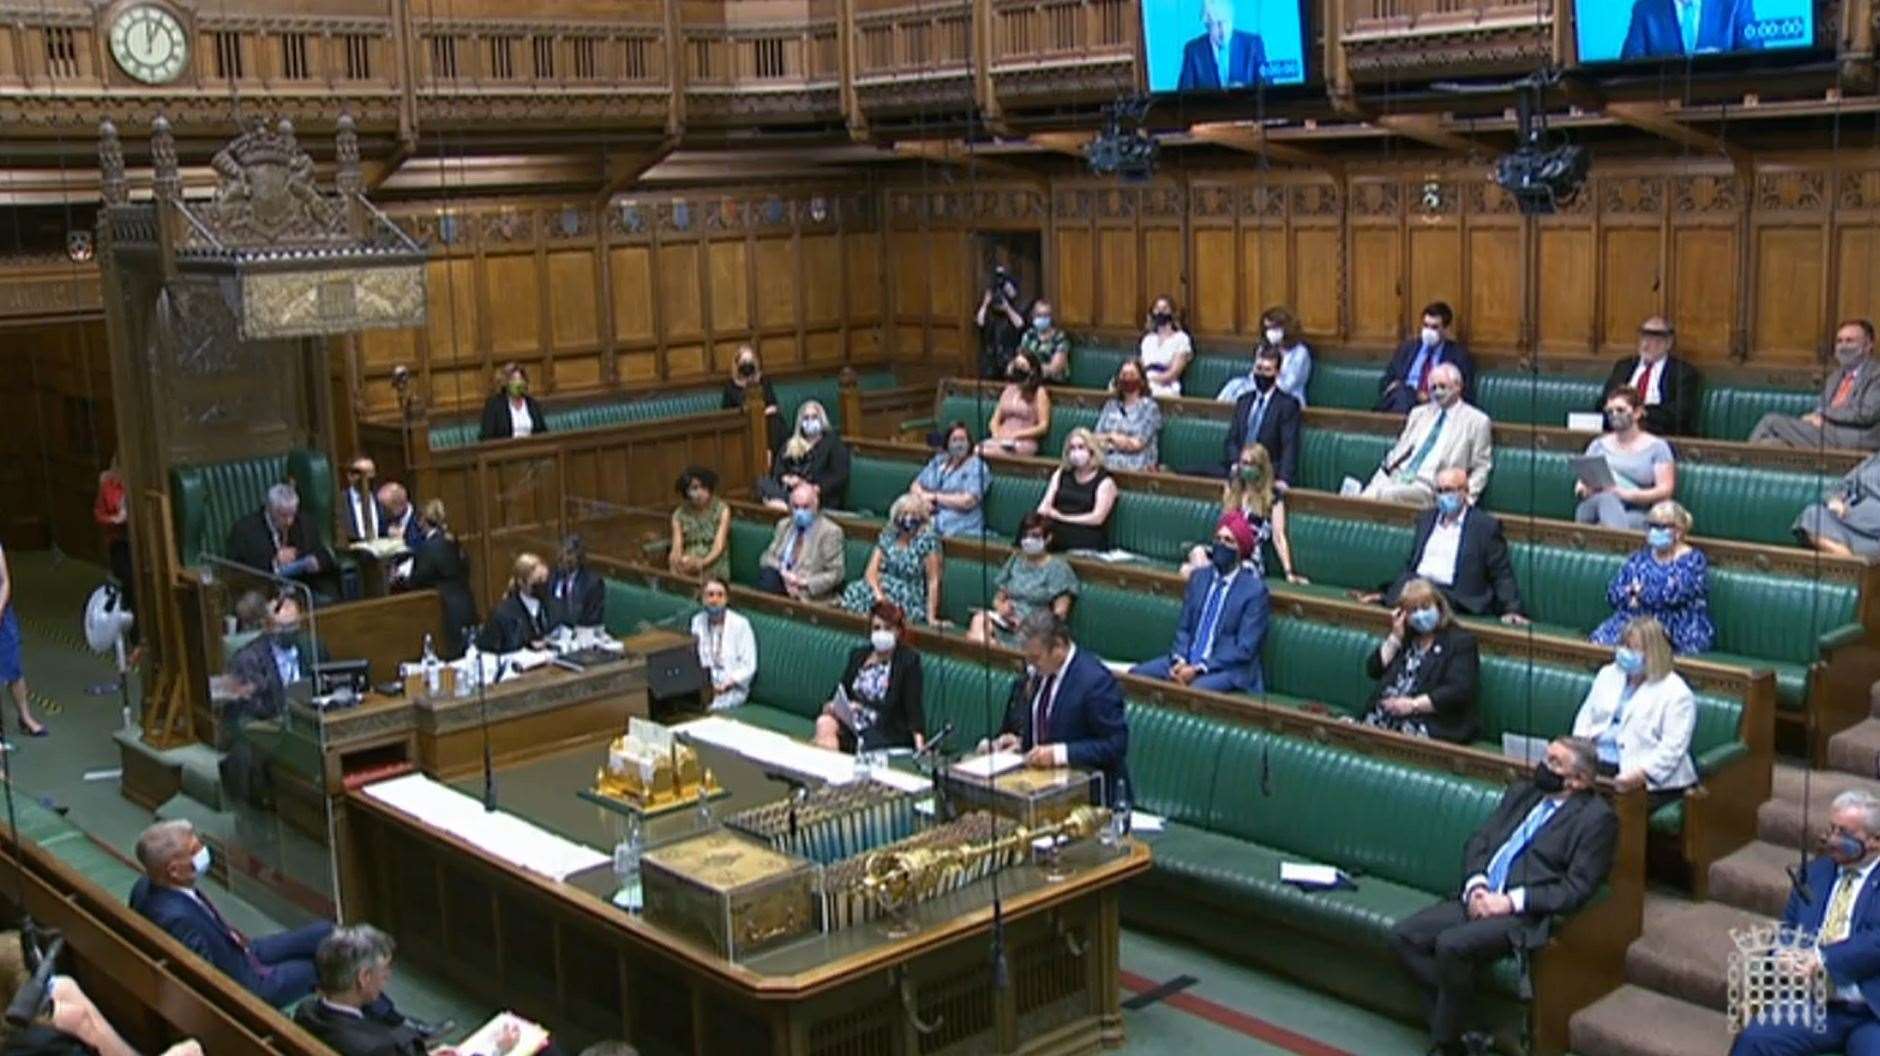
129,878,332,1007
383,509,424,550
1222,387,1302,484
1176,30,1267,89
342,491,389,544
1376,338,1476,414
1620,0,1756,59
1130,565,1269,692
1732,855,1880,1055
1001,646,1130,803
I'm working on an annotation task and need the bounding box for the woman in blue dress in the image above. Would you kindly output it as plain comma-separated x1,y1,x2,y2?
0,542,46,736
909,422,989,539
1588,500,1715,655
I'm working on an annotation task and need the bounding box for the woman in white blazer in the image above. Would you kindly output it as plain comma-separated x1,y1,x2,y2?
690,578,756,711
1570,615,1698,811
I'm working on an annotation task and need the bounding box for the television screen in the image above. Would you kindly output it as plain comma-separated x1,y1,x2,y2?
1141,0,1308,91
1574,0,1813,62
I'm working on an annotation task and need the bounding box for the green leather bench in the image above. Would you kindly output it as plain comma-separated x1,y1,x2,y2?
170,449,336,568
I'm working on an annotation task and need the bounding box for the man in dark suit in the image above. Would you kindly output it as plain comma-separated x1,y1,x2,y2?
129,818,336,1007
1619,0,1756,60
340,456,386,544
1392,737,1618,1056
1130,511,1270,693
1365,468,1528,625
225,594,332,727
376,482,425,551
292,926,486,1056
1731,789,1880,1054
1599,316,1702,436
225,483,340,595
547,534,606,631
1378,302,1476,415
992,612,1130,804
1176,0,1267,89
1220,346,1302,484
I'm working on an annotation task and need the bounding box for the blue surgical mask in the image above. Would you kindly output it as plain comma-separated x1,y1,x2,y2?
1828,830,1869,864
897,517,922,534
1209,542,1239,573
1408,607,1441,634
1436,492,1464,517
801,417,825,438
1033,316,1052,332
1615,646,1645,675
791,508,814,529
1646,526,1674,551
704,602,726,618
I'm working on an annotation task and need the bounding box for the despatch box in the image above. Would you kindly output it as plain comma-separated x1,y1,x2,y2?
941,765,1098,828
640,828,821,961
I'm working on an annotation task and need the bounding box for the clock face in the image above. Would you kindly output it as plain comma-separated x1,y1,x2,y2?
109,5,188,85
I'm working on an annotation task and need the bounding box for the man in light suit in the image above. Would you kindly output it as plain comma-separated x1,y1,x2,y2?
1131,511,1270,692
1367,468,1529,625
1362,364,1494,508
1619,0,1756,60
1219,346,1302,485
1393,737,1618,1056
993,612,1130,804
1751,319,1880,451
756,482,846,603
1378,302,1476,414
1731,788,1880,1054
1176,0,1267,90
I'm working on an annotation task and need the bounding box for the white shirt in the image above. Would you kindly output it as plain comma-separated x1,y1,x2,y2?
347,489,378,540
1415,509,1467,586
1628,355,1667,406
508,398,534,437
1821,853,1880,1002
519,593,541,621
691,610,757,709
1139,330,1193,398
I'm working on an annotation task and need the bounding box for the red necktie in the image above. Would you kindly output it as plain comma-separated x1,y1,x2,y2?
194,888,253,953
1834,370,1858,409
1632,360,1657,401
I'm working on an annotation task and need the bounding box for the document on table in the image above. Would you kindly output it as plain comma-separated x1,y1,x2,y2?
952,751,1026,779
363,773,607,882
454,1012,550,1056
1279,862,1346,888
1570,454,1617,491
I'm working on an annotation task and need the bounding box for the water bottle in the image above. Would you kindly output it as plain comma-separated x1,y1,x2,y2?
611,816,643,913
457,640,479,699
1105,777,1132,847
421,633,440,696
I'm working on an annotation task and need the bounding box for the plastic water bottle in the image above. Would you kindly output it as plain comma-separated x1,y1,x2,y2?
462,641,481,698
611,816,644,913
421,633,440,696
1105,777,1132,848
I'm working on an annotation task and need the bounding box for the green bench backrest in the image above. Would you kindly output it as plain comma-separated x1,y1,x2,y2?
923,654,1008,747
1306,361,1379,409
1479,447,1579,521
1677,460,1832,546
1699,386,1816,441
1476,374,1606,427
1162,417,1224,472
847,458,922,517
1185,354,1248,398
169,449,334,568
1067,346,1130,390
746,609,860,719
1107,491,1223,563
1124,703,1230,827
984,476,1049,539
601,579,695,637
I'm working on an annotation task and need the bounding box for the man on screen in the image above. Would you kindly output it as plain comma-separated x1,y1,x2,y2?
1177,0,1267,89
1618,0,1757,59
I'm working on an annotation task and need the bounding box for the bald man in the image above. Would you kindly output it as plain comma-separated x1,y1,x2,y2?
1599,316,1701,436
1177,0,1268,89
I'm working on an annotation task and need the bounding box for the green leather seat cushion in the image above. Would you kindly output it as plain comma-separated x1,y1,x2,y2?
170,449,335,567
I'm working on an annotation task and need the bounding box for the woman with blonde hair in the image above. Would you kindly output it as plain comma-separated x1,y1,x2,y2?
1359,578,1480,743
403,498,478,657
1571,615,1697,809
840,493,944,625
477,552,550,653
1036,428,1117,553
1180,443,1304,582
757,400,851,510
1589,499,1713,654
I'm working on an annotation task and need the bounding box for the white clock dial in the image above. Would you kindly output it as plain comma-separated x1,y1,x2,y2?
109,5,189,85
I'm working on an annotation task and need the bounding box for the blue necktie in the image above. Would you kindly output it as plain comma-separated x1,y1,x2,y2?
1245,393,1270,443
1406,347,1434,391
781,525,801,571
1678,0,1698,52
1188,576,1230,665
1486,799,1558,893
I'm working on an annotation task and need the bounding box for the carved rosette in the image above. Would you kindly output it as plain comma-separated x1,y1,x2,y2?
1756,171,1827,212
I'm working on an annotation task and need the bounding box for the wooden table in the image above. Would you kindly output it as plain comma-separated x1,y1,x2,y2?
340,741,1152,1056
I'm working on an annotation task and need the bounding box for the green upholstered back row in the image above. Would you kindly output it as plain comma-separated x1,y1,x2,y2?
1072,338,1814,440
936,391,1841,547
170,449,336,568
427,370,901,451
841,453,1856,713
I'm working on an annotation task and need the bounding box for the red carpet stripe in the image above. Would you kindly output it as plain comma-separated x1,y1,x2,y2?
1120,970,1357,1056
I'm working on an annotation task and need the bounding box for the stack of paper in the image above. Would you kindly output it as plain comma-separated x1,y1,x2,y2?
363,774,607,882
952,751,1026,779
677,716,930,793
455,1012,550,1056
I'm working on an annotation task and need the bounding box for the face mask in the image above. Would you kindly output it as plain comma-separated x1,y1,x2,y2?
1252,372,1276,392
190,843,211,879
531,581,550,600
1615,646,1645,675
870,629,897,654
792,508,815,529
1209,542,1240,573
1606,409,1634,431
1408,607,1441,634
1436,492,1464,517
1237,464,1262,483
1430,385,1456,404
1838,344,1868,367
1117,376,1142,395
1067,448,1091,469
704,602,726,618
948,439,971,458
1020,536,1047,556
737,361,756,378
1420,326,1441,348
1010,367,1033,383
1828,830,1870,864
508,380,526,397
1533,761,1566,795
1033,316,1052,332
271,628,299,649
1152,311,1173,327
1646,526,1674,551
1264,327,1285,346
687,488,709,506
801,417,825,438
897,516,922,534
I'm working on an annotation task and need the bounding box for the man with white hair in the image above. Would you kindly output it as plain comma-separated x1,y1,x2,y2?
1731,788,1880,1055
1176,0,1267,89
225,481,337,590
376,481,423,550
1362,362,1494,508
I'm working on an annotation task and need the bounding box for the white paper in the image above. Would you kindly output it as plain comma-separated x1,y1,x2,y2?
676,715,859,786
1565,412,1606,433
952,751,1026,779
1501,732,1551,764
349,538,408,560
1070,548,1139,564
1129,810,1165,833
870,767,931,794
1279,862,1341,886
455,1012,550,1056
827,684,861,732
363,774,608,882
1100,659,1134,675
506,648,554,672
1339,476,1363,497
1570,454,1617,490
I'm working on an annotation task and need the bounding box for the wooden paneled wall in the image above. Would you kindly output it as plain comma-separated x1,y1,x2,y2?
346,187,889,427
887,157,1880,372
0,319,114,558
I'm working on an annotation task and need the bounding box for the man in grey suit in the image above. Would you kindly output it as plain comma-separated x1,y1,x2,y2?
756,482,846,603
1750,319,1880,450
1361,364,1495,508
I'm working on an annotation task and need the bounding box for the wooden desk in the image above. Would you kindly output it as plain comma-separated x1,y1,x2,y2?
342,746,1151,1056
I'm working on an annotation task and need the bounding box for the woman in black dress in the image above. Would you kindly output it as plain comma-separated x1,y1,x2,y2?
756,399,851,510
403,500,480,658
1360,578,1481,744
1036,427,1118,552
813,601,926,754
477,362,549,441
721,344,784,459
